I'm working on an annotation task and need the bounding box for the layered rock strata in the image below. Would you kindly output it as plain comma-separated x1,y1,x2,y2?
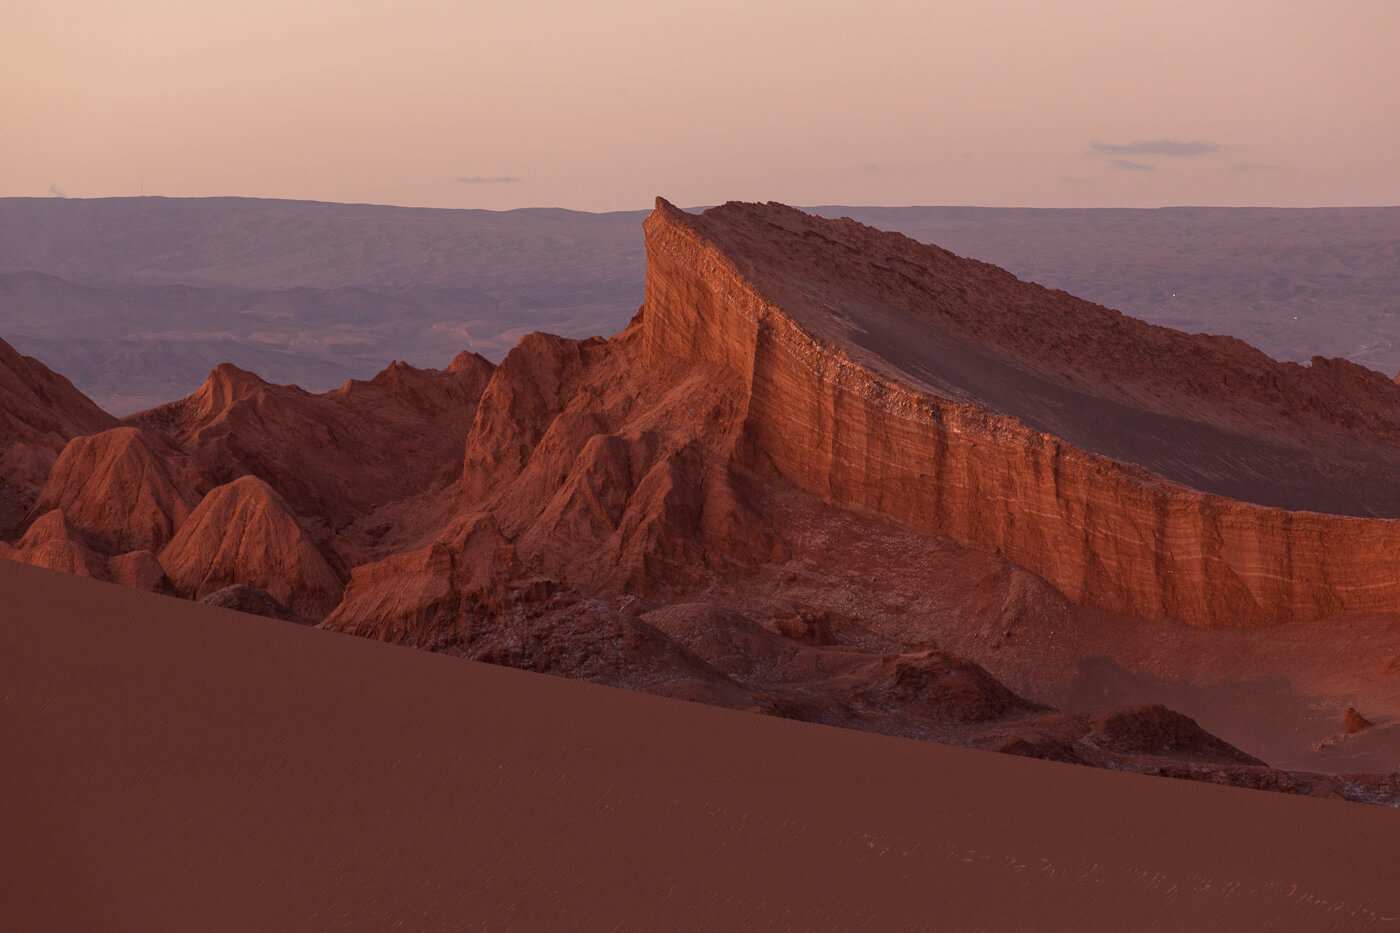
641,199,1400,627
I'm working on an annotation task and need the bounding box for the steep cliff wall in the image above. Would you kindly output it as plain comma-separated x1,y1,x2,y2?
642,199,1400,627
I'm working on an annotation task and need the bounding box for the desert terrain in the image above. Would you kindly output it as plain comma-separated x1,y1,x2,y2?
3,198,1398,809
4,558,1398,932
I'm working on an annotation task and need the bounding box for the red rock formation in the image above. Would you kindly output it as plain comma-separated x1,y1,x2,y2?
322,512,757,707
1345,707,1374,735
10,199,1400,801
158,476,343,618
0,337,116,531
199,584,302,623
107,549,169,593
640,198,1400,627
323,513,522,646
32,427,200,552
5,509,107,579
132,352,494,541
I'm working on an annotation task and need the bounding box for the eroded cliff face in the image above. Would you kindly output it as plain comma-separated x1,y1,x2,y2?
641,198,1400,627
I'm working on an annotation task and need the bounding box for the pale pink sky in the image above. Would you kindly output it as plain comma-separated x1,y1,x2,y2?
4,0,1397,211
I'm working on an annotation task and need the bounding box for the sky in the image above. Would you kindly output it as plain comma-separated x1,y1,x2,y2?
4,0,1398,211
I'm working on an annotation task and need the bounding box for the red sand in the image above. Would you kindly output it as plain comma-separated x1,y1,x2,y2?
2,559,1397,931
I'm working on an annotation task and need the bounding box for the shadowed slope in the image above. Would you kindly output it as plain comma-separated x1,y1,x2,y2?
0,336,116,531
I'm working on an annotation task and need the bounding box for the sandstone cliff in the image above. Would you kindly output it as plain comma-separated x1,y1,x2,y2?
640,198,1400,627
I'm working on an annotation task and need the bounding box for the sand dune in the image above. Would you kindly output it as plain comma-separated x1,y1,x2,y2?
3,558,1398,932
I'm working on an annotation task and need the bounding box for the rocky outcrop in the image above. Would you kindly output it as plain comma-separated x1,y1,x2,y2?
0,337,116,531
158,476,343,618
322,513,521,646
460,334,610,503
107,549,169,593
640,199,1400,627
1081,705,1265,766
200,584,303,623
321,512,756,707
3,508,107,579
1345,707,1374,735
32,427,199,552
132,353,494,533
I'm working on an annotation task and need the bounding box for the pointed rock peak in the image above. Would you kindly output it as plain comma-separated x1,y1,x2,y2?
214,473,290,506
208,361,266,385
19,508,80,548
1344,707,1374,734
203,362,270,400
34,425,198,553
0,335,116,443
179,363,273,415
367,358,416,385
159,474,342,619
647,197,704,235
447,350,494,377
134,362,277,429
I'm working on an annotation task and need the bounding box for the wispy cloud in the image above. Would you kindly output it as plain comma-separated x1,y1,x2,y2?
457,175,519,184
1227,162,1278,176
1109,158,1155,172
48,183,68,198
1091,138,1224,157
858,162,881,174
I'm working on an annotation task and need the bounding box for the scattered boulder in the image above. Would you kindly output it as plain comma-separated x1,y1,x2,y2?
1344,707,1374,735
107,549,170,593
200,585,305,624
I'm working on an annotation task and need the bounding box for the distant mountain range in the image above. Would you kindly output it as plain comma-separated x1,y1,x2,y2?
0,196,1396,413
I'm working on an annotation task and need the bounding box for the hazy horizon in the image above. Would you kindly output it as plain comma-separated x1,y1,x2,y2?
7,194,1400,214
5,0,1398,212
